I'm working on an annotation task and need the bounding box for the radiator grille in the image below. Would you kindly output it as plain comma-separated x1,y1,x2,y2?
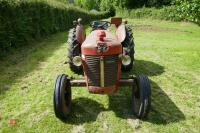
85,55,118,87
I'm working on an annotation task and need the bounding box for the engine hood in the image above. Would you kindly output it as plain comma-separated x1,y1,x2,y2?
81,30,122,55
82,30,120,48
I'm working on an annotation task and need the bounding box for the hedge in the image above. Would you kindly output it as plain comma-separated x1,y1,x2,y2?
0,0,111,56
117,5,200,25
174,0,200,25
117,7,176,20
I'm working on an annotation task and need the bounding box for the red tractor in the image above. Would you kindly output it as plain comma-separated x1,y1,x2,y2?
53,17,151,121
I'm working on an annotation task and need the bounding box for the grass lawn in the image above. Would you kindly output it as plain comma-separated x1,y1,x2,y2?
0,18,200,133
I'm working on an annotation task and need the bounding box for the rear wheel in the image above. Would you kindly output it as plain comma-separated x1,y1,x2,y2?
132,75,151,119
121,26,135,72
67,28,82,74
53,74,71,121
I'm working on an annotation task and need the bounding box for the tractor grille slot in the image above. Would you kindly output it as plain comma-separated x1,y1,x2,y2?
86,56,100,86
104,55,118,86
85,55,118,87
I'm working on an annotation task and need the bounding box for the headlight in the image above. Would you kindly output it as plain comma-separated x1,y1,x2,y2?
121,55,131,66
81,54,85,59
72,56,82,67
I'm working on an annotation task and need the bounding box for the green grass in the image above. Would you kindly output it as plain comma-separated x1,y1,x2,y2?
0,18,200,132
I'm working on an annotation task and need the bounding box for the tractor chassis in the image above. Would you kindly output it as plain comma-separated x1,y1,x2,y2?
53,74,151,120
70,78,135,87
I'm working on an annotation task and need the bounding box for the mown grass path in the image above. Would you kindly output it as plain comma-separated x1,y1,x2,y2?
0,19,200,133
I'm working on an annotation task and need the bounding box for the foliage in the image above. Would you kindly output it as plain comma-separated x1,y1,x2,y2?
74,0,173,10
117,2,199,25
0,0,111,57
55,0,68,3
99,0,116,17
73,0,199,25
125,0,172,8
99,0,113,11
117,6,177,20
173,0,200,24
74,0,99,10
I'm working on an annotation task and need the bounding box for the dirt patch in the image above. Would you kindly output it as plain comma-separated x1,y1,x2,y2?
127,118,142,129
72,125,85,133
0,85,10,94
102,122,110,132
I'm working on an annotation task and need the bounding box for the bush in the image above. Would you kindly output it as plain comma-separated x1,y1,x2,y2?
117,0,172,8
117,4,199,25
75,0,173,10
117,0,199,25
173,0,200,25
74,0,100,10
117,7,175,20
0,0,111,56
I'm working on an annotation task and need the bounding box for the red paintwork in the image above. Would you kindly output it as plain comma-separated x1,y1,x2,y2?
111,17,122,27
82,30,122,55
76,24,86,44
116,24,126,43
81,29,123,94
97,31,106,41
82,46,121,56
88,85,117,94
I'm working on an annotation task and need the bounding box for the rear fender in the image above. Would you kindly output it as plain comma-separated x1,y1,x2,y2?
111,17,122,27
116,24,126,43
76,24,86,44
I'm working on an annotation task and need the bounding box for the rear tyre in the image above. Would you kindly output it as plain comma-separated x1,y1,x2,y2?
132,75,151,119
121,26,135,72
67,28,82,74
53,74,72,121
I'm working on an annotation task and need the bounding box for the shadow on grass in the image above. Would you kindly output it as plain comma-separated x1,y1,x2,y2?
64,60,185,125
0,24,92,96
109,80,185,125
63,98,106,124
122,60,165,77
109,59,185,124
0,32,67,97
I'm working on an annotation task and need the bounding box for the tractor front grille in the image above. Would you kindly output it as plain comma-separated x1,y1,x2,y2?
85,55,118,87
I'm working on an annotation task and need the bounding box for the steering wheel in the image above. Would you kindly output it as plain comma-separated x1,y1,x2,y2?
91,21,111,30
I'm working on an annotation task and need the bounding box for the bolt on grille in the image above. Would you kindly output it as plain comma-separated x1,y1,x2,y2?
85,55,118,87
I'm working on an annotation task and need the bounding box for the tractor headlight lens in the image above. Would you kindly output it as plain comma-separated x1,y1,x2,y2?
81,54,85,59
73,56,82,67
121,55,131,66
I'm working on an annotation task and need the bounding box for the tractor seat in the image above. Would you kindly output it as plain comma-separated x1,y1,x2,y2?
91,21,111,30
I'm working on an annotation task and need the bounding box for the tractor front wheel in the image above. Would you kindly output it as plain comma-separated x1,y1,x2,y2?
53,74,72,121
132,75,151,119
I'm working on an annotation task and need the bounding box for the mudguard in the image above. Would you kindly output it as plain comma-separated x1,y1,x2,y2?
76,24,86,44
116,24,126,43
111,17,122,27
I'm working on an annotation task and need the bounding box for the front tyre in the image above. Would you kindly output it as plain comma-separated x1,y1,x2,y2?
53,74,72,121
132,75,151,119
